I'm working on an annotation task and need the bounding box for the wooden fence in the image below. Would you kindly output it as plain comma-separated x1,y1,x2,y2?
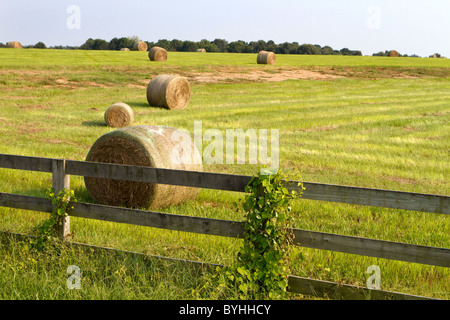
0,153,449,300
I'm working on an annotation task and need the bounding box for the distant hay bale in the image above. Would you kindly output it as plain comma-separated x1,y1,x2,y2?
84,125,203,209
133,41,148,51
6,41,22,49
104,102,134,128
257,51,276,65
196,48,206,53
389,50,399,57
120,48,130,51
148,46,168,62
147,75,191,110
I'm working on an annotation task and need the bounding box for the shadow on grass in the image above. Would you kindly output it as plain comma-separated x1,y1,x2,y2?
126,101,150,108
82,120,107,127
125,101,169,111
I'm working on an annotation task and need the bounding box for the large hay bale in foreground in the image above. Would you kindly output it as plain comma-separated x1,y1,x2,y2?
7,41,22,49
84,125,203,209
147,75,191,110
257,51,276,65
104,102,134,128
133,41,148,51
389,50,399,57
148,46,168,62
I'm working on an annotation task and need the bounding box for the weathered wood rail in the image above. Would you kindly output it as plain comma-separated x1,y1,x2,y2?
0,153,449,300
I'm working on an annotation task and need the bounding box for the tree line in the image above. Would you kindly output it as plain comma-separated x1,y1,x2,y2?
1,36,440,57
1,37,362,56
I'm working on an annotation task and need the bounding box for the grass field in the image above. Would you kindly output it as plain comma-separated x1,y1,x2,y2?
0,48,449,299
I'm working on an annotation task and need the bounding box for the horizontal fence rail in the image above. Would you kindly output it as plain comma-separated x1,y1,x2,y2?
0,153,449,300
1,154,449,214
1,192,449,268
1,231,435,300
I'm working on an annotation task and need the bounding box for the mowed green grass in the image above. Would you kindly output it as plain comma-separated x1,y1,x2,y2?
0,48,449,300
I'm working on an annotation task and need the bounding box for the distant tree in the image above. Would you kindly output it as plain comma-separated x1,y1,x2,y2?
92,39,108,50
180,40,198,52
193,39,220,52
80,38,108,50
278,42,298,54
34,42,46,49
80,38,95,50
205,42,220,52
117,37,134,50
197,39,210,49
170,39,183,51
212,38,228,52
266,40,278,53
128,35,140,45
321,45,334,55
108,37,120,50
155,39,171,50
290,42,300,54
340,48,361,56
227,40,252,53
250,40,267,53
298,44,321,55
372,51,386,56
340,48,351,55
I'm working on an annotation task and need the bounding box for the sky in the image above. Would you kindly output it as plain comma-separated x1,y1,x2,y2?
1,0,449,57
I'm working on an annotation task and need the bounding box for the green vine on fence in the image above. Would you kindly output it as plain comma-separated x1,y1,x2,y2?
31,188,76,251
207,169,304,300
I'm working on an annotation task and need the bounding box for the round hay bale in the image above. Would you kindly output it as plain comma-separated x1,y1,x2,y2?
7,41,22,49
84,125,203,209
133,41,148,51
120,48,130,51
257,51,276,65
147,75,191,110
104,102,134,128
148,46,168,62
389,50,399,57
196,48,206,53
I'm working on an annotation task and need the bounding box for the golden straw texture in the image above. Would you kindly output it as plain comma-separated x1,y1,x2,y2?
133,41,148,51
104,102,134,128
257,51,276,65
147,75,191,110
148,46,168,61
84,125,202,209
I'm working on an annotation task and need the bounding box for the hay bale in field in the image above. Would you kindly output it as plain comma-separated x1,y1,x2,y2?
196,48,206,53
146,75,191,110
389,50,399,57
6,41,22,49
257,51,276,65
133,41,148,51
120,48,130,51
104,102,134,128
148,46,168,62
84,125,203,209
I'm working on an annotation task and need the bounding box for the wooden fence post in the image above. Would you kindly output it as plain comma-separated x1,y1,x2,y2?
52,159,70,240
